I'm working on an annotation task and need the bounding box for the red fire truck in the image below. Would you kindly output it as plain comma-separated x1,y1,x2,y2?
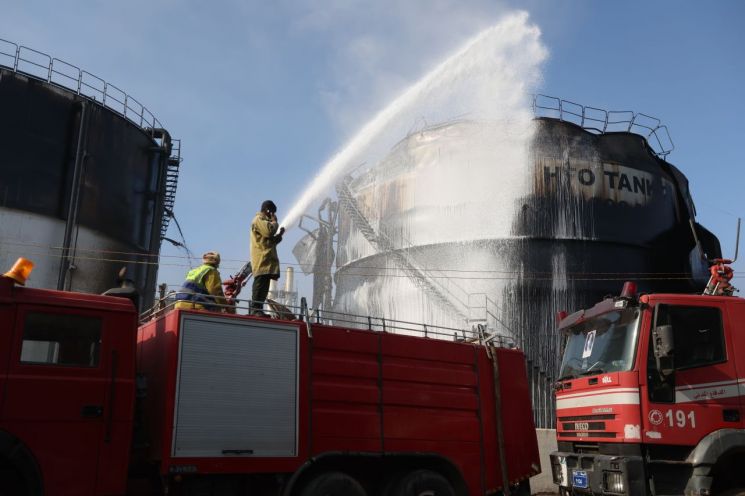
550,267,745,495
0,260,539,496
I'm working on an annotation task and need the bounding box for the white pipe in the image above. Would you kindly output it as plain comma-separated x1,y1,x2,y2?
284,266,294,294
268,279,278,300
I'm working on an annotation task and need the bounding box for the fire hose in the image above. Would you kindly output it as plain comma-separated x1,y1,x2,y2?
223,261,252,305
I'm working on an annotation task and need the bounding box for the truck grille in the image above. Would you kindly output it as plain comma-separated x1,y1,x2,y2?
559,414,614,438
557,414,615,421
562,432,616,438
562,421,606,431
573,443,599,453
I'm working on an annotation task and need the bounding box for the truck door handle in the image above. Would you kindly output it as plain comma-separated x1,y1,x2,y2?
723,409,740,422
81,405,104,418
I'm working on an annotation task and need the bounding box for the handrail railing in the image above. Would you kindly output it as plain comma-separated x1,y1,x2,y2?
533,94,675,158
0,38,163,137
140,290,519,346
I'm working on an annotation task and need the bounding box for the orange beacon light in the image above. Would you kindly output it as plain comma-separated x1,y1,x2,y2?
3,257,35,285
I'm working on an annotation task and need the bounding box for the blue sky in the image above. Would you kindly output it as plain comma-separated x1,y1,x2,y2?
3,0,743,296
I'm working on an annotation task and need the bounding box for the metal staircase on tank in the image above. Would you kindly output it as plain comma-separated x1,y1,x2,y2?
160,139,182,240
336,174,555,424
336,176,471,324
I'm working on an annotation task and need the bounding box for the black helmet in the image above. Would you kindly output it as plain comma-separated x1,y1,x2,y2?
261,200,277,213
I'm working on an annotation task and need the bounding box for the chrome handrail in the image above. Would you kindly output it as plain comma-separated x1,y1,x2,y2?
140,290,516,346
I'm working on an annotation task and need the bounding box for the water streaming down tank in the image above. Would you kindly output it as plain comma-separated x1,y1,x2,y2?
296,97,722,427
0,40,181,310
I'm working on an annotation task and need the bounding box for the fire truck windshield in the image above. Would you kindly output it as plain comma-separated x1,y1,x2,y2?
558,308,640,380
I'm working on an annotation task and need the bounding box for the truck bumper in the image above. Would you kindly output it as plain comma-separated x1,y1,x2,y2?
549,451,647,495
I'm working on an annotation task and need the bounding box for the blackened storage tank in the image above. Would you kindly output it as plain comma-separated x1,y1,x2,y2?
0,40,181,309
329,97,720,427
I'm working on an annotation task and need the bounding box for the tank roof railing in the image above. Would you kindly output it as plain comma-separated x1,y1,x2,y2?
140,291,517,348
0,38,163,137
533,94,675,159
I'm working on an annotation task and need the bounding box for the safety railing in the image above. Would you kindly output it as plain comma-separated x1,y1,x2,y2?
140,291,518,346
533,94,675,158
0,38,163,136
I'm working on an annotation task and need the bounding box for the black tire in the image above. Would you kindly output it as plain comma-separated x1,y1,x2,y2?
0,464,28,496
299,471,367,496
511,479,530,496
719,490,745,496
391,469,455,496
380,471,406,496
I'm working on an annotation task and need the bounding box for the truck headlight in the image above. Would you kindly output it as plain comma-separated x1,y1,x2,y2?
551,463,563,485
604,471,625,494
552,457,568,486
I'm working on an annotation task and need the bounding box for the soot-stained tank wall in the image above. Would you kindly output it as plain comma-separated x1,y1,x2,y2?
0,68,169,307
516,117,715,293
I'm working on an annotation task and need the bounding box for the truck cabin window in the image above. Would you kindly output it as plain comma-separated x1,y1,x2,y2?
657,305,725,369
558,308,641,380
647,305,724,403
20,312,102,367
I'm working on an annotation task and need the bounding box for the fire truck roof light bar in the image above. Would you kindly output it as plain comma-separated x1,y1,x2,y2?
620,281,637,299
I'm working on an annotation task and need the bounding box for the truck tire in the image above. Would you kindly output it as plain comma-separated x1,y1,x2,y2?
0,464,27,496
380,471,405,496
720,490,745,496
511,479,530,496
300,471,367,496
391,469,455,496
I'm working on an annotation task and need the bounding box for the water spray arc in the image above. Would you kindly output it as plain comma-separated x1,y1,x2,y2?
281,11,546,231
290,12,552,422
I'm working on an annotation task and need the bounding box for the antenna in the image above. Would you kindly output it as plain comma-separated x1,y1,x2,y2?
733,218,741,263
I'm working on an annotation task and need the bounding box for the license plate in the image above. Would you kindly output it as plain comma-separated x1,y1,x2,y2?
572,470,589,489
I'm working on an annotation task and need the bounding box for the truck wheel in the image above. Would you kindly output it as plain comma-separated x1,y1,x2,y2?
300,471,367,496
511,479,530,496
391,469,455,496
0,465,27,496
380,471,405,496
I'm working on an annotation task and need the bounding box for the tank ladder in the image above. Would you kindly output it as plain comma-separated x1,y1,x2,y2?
335,176,469,323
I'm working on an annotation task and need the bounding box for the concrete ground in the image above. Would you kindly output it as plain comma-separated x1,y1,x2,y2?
529,428,558,495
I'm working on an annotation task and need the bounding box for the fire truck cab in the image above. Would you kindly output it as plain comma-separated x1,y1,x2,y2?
0,275,138,495
550,284,745,495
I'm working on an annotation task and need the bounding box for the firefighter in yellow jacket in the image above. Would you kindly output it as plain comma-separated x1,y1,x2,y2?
174,251,228,311
250,200,285,315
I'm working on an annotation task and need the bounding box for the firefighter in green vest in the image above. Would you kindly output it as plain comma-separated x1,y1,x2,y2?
175,251,229,311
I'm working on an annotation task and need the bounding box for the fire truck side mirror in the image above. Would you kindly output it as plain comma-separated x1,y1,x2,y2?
653,324,675,377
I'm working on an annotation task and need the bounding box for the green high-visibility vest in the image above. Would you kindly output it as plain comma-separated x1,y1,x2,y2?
177,264,216,307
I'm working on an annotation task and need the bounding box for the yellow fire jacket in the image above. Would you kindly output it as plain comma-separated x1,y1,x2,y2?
250,211,281,278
